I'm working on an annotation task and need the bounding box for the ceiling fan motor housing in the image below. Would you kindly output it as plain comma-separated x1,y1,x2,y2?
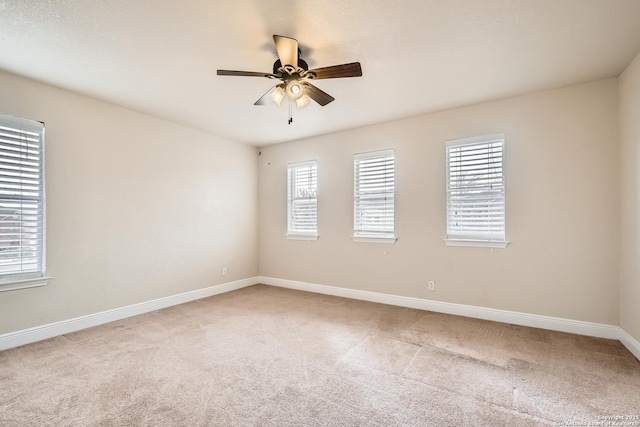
273,58,309,75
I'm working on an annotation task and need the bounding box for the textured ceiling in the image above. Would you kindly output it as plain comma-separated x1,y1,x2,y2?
1,0,640,146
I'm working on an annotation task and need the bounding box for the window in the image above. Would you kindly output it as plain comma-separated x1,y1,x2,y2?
353,149,396,243
445,133,508,248
287,160,318,240
0,113,49,291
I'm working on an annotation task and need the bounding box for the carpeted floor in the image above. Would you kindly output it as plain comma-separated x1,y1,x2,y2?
1,284,639,426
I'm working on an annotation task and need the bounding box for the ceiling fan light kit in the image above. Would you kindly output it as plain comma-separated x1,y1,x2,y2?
217,35,362,123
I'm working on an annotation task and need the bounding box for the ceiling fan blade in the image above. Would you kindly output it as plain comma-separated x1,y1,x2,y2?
273,35,298,68
304,83,335,106
254,86,277,105
307,62,362,80
217,70,276,78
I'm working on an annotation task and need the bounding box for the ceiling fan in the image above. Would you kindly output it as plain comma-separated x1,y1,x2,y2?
217,35,362,112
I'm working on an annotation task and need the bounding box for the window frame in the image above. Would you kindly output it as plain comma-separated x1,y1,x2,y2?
286,160,319,241
0,113,51,292
352,149,397,244
444,133,508,248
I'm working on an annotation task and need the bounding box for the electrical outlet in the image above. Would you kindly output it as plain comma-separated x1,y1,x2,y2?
428,280,435,291
222,267,227,276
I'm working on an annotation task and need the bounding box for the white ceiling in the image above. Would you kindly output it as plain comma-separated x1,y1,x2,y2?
1,1,640,146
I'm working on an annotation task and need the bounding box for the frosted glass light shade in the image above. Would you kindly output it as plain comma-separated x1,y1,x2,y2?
269,86,286,106
286,82,304,100
296,94,311,109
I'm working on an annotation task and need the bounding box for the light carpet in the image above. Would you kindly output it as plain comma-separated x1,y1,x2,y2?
1,284,639,426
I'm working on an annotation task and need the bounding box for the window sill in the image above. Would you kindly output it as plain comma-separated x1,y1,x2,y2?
352,236,397,244
286,234,319,241
0,276,53,292
444,239,509,249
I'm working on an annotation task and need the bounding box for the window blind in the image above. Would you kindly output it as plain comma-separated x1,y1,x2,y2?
446,134,505,242
287,160,318,237
354,149,395,238
0,114,45,282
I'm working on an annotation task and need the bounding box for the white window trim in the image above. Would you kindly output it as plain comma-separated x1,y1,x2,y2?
0,113,50,292
353,149,396,243
287,159,318,240
443,238,509,248
351,236,397,244
0,275,52,292
285,233,319,241
445,133,508,249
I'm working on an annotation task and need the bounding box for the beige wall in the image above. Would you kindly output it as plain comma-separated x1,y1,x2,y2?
259,79,620,325
0,67,627,336
620,52,640,342
0,70,258,334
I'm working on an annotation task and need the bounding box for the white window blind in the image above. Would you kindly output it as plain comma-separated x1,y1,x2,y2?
287,160,318,238
354,149,395,240
446,134,505,244
0,113,46,286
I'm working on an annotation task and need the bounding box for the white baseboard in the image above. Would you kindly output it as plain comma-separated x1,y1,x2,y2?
259,276,627,343
3,275,639,363
619,328,640,361
0,277,258,351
